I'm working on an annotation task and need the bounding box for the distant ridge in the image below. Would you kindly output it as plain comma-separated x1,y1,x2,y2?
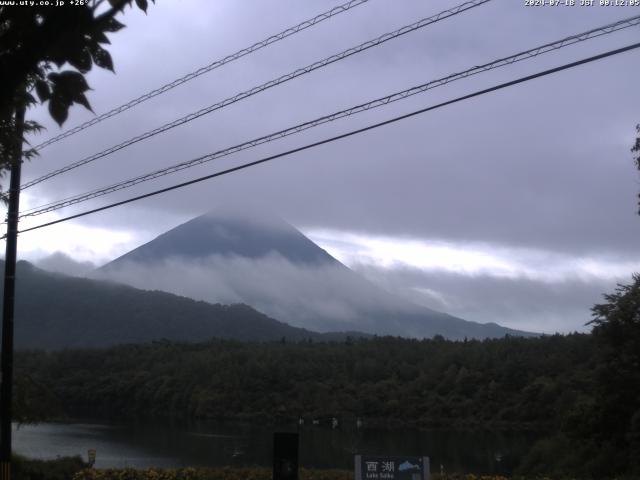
97,208,536,340
2,261,363,350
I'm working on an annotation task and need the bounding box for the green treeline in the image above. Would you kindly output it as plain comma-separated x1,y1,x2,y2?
14,321,640,478
17,335,593,428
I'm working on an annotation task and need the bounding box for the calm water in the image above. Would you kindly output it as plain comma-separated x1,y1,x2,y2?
13,420,540,474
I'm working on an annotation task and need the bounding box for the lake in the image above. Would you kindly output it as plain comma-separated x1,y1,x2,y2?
13,420,540,474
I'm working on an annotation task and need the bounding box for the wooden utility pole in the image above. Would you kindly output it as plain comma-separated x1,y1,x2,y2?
0,104,25,480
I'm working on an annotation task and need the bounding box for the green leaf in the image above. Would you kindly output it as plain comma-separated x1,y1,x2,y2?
68,47,92,74
93,31,111,45
23,92,37,106
135,0,148,13
73,92,93,112
34,80,51,102
48,71,92,116
48,98,69,126
24,120,44,134
90,45,114,72
48,71,90,94
103,17,125,33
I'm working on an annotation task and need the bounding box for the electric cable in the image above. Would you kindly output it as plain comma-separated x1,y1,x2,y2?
21,0,491,190
19,14,640,219
11,41,640,238
31,0,372,151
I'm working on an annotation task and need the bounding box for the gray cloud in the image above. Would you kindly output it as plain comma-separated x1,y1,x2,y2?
351,262,626,334
92,254,413,333
35,252,95,277
18,1,640,253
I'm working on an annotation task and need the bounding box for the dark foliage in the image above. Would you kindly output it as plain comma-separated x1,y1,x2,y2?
517,274,640,478
0,0,153,191
12,454,87,480
16,334,595,428
575,274,640,476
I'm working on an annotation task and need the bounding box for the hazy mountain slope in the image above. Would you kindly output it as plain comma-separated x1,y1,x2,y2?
97,209,535,339
102,209,337,267
2,261,348,350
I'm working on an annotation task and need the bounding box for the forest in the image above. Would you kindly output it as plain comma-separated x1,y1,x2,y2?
8,275,639,478
10,335,636,476
15,334,593,427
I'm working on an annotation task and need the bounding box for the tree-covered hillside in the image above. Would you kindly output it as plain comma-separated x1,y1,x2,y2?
2,261,346,349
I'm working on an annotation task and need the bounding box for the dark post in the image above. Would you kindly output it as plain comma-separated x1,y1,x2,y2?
273,432,299,480
0,104,25,480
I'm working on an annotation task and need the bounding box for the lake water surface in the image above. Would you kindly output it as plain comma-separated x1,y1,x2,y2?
13,421,540,474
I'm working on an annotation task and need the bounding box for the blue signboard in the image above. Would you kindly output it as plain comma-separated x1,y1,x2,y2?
354,456,430,480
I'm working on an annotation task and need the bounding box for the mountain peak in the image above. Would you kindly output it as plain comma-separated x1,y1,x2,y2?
97,209,536,340
101,207,336,268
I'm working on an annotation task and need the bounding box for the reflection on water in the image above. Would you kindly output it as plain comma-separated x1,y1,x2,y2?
13,423,179,469
13,421,540,474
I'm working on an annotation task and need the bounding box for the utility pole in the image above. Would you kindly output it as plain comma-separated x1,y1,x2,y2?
0,104,25,480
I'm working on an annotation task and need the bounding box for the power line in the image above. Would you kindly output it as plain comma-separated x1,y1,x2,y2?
31,0,372,151
19,13,639,216
11,41,640,238
21,0,491,190
18,14,640,219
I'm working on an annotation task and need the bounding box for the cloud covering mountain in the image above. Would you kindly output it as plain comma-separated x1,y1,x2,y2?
4,261,346,350
95,208,533,339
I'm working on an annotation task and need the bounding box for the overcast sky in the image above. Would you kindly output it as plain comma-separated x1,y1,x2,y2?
6,0,640,333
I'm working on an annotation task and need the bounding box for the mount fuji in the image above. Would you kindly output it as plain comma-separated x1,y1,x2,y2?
96,207,534,340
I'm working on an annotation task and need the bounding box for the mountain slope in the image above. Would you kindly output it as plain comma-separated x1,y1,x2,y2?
2,261,346,350
100,208,337,267
97,209,535,339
